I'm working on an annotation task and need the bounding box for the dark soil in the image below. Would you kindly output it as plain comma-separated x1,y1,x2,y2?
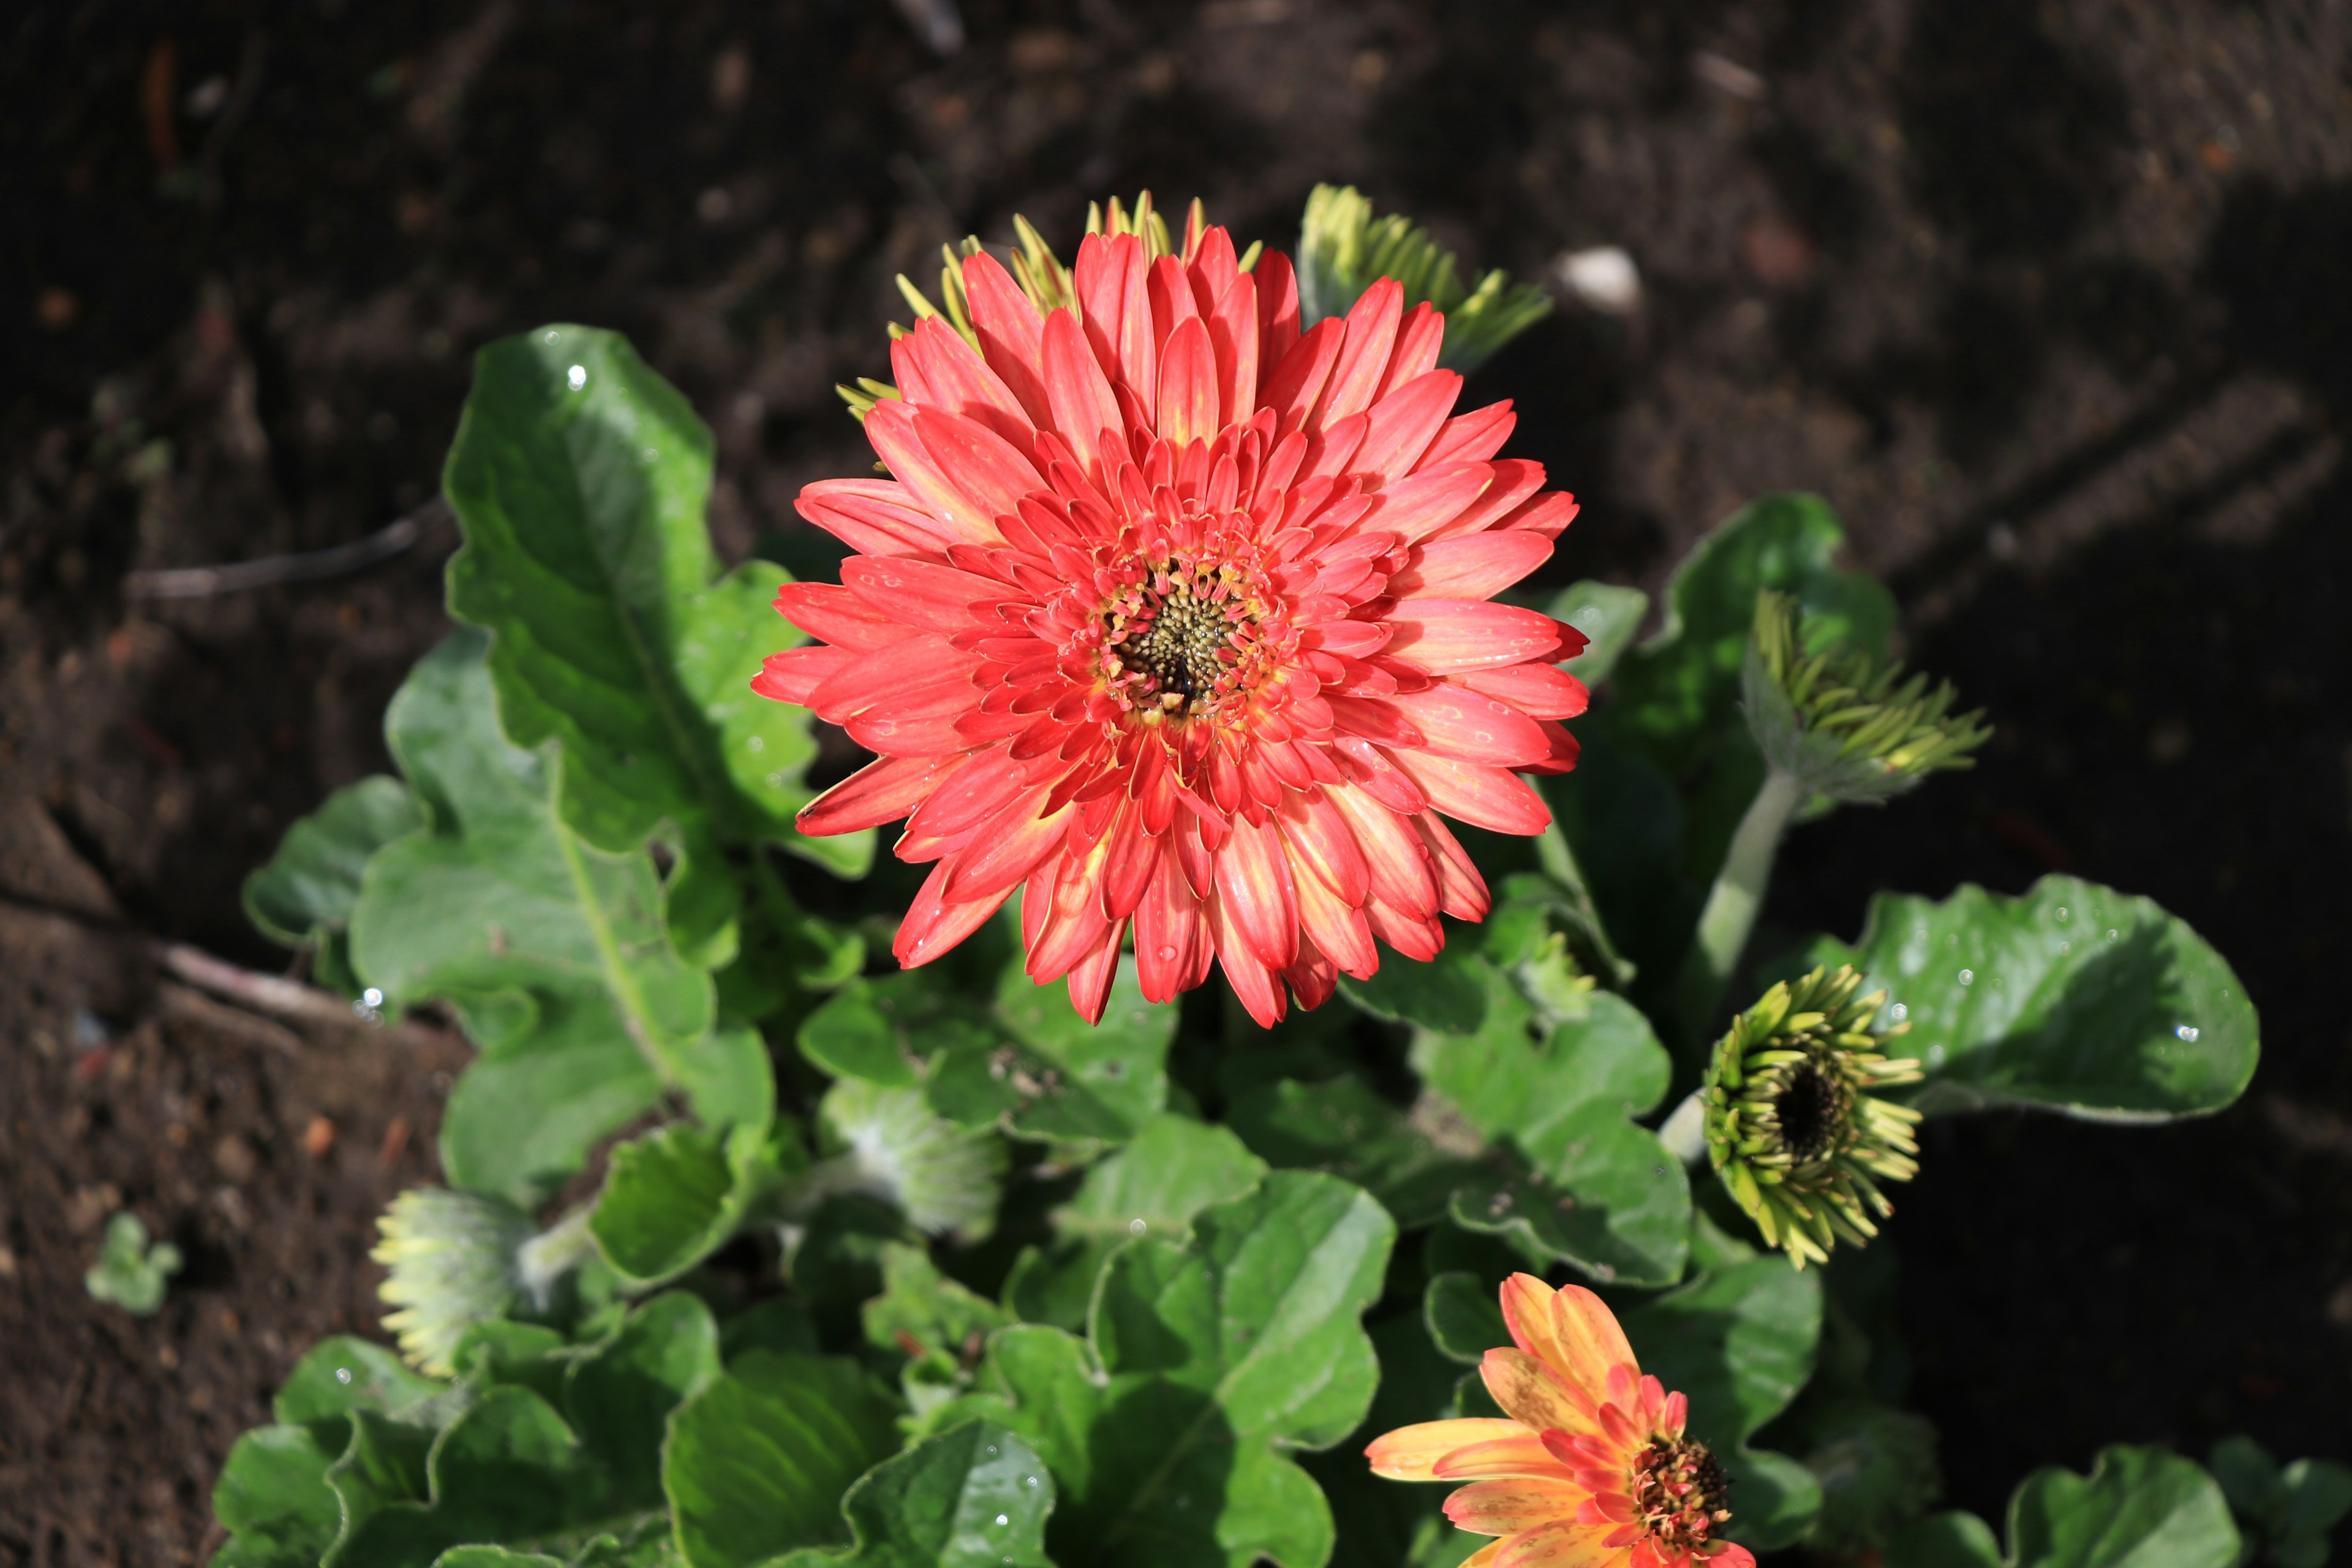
7,1,2352,1561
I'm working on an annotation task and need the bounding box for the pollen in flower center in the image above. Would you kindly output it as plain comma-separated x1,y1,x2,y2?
1117,582,1238,709
1772,1057,1853,1164
1629,1434,1732,1555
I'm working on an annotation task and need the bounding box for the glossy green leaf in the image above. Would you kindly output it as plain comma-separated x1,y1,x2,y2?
351,632,772,1204
2212,1436,2352,1568
1227,1077,1475,1231
444,324,865,893
432,1551,566,1568
1005,1114,1267,1329
309,1295,718,1568
664,1351,902,1568
2008,1447,2242,1568
1804,876,2259,1121
1545,581,1649,690
589,1121,804,1289
771,1422,1057,1568
953,1171,1395,1568
802,957,1177,1146
1421,1272,1508,1365
244,775,421,995
213,1425,344,1568
819,1080,1008,1238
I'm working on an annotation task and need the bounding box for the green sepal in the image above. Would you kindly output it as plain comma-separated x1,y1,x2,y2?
1295,185,1552,372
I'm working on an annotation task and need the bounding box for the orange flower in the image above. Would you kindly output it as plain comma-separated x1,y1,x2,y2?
1366,1274,1754,1568
755,200,1585,1027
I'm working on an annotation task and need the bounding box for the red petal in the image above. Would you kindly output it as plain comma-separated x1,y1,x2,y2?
1365,896,1443,961
1317,278,1404,423
1376,302,1446,401
960,251,1053,426
1324,782,1438,920
1390,530,1554,600
753,644,854,705
1156,315,1219,450
1039,307,1123,481
1382,747,1552,835
1062,921,1126,1023
1254,249,1302,374
845,672,987,756
796,477,955,555
1382,600,1570,672
840,555,1003,633
1283,938,1339,1011
1207,886,1287,1027
1421,459,1545,543
862,401,1014,547
943,796,1074,902
1416,812,1491,921
1418,400,1517,469
1362,462,1496,545
1213,813,1300,970
1327,693,1427,750
1135,848,1207,1003
892,316,1033,447
1357,369,1462,485
1458,663,1590,720
1276,789,1371,905
1259,317,1343,429
1523,718,1582,776
808,635,974,723
894,859,1014,969
799,753,966,836
773,581,925,652
1208,270,1260,429
1387,682,1553,767
1292,864,1378,978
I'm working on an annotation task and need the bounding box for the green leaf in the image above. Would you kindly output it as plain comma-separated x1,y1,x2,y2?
865,1243,1015,1419
1421,1272,1507,1365
1227,1077,1476,1231
1804,876,2259,1121
771,1422,1058,1568
352,631,773,1204
1295,185,1553,372
443,324,865,891
663,1351,903,1568
1006,1114,1267,1330
589,1121,805,1288
1545,581,1649,691
274,1336,448,1434
1890,1512,2005,1568
1363,934,1687,1286
1306,1313,1494,1568
85,1210,182,1315
954,1171,1395,1568
2208,1439,2352,1568
315,1295,718,1568
244,775,422,995
213,1426,345,1568
1624,1255,1823,1550
1799,1402,1945,1553
2007,1447,2242,1568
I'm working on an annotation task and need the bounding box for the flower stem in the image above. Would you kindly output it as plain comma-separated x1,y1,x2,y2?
1675,766,1803,1047
516,1205,598,1310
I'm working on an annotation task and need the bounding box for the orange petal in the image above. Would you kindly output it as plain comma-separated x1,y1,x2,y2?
798,753,964,836
1482,1347,1602,1438
1432,1431,1578,1481
1459,1540,1509,1568
1156,315,1220,450
1547,1284,1640,1408
1494,1520,1629,1568
1364,1418,1525,1481
1382,747,1551,836
1500,1273,1575,1371
1445,1479,1590,1537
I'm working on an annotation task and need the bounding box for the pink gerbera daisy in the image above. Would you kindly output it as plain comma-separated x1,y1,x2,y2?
755,197,1587,1026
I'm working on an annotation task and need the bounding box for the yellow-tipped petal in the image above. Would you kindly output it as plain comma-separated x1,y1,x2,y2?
1366,1418,1526,1480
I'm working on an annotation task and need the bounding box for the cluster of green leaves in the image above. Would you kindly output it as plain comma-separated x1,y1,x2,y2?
221,231,2292,1568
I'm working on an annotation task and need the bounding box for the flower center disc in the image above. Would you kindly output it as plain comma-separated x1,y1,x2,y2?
1629,1435,1732,1556
1773,1057,1852,1164
1107,568,1254,716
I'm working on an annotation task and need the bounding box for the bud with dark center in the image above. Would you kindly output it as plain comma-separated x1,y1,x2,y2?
1702,963,1924,1268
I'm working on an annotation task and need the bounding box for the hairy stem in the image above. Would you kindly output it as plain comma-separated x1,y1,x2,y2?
1676,767,1804,1046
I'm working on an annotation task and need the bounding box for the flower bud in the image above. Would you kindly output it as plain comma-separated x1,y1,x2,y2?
371,1188,537,1377
1743,591,1988,807
1702,964,1924,1267
818,1081,1006,1239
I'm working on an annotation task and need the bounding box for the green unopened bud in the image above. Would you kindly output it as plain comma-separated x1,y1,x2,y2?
817,1081,1005,1239
1702,965,1923,1268
1744,591,1988,806
372,1188,591,1377
1297,184,1552,371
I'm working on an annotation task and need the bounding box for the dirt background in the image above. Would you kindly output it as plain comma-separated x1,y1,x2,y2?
7,0,2352,1561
